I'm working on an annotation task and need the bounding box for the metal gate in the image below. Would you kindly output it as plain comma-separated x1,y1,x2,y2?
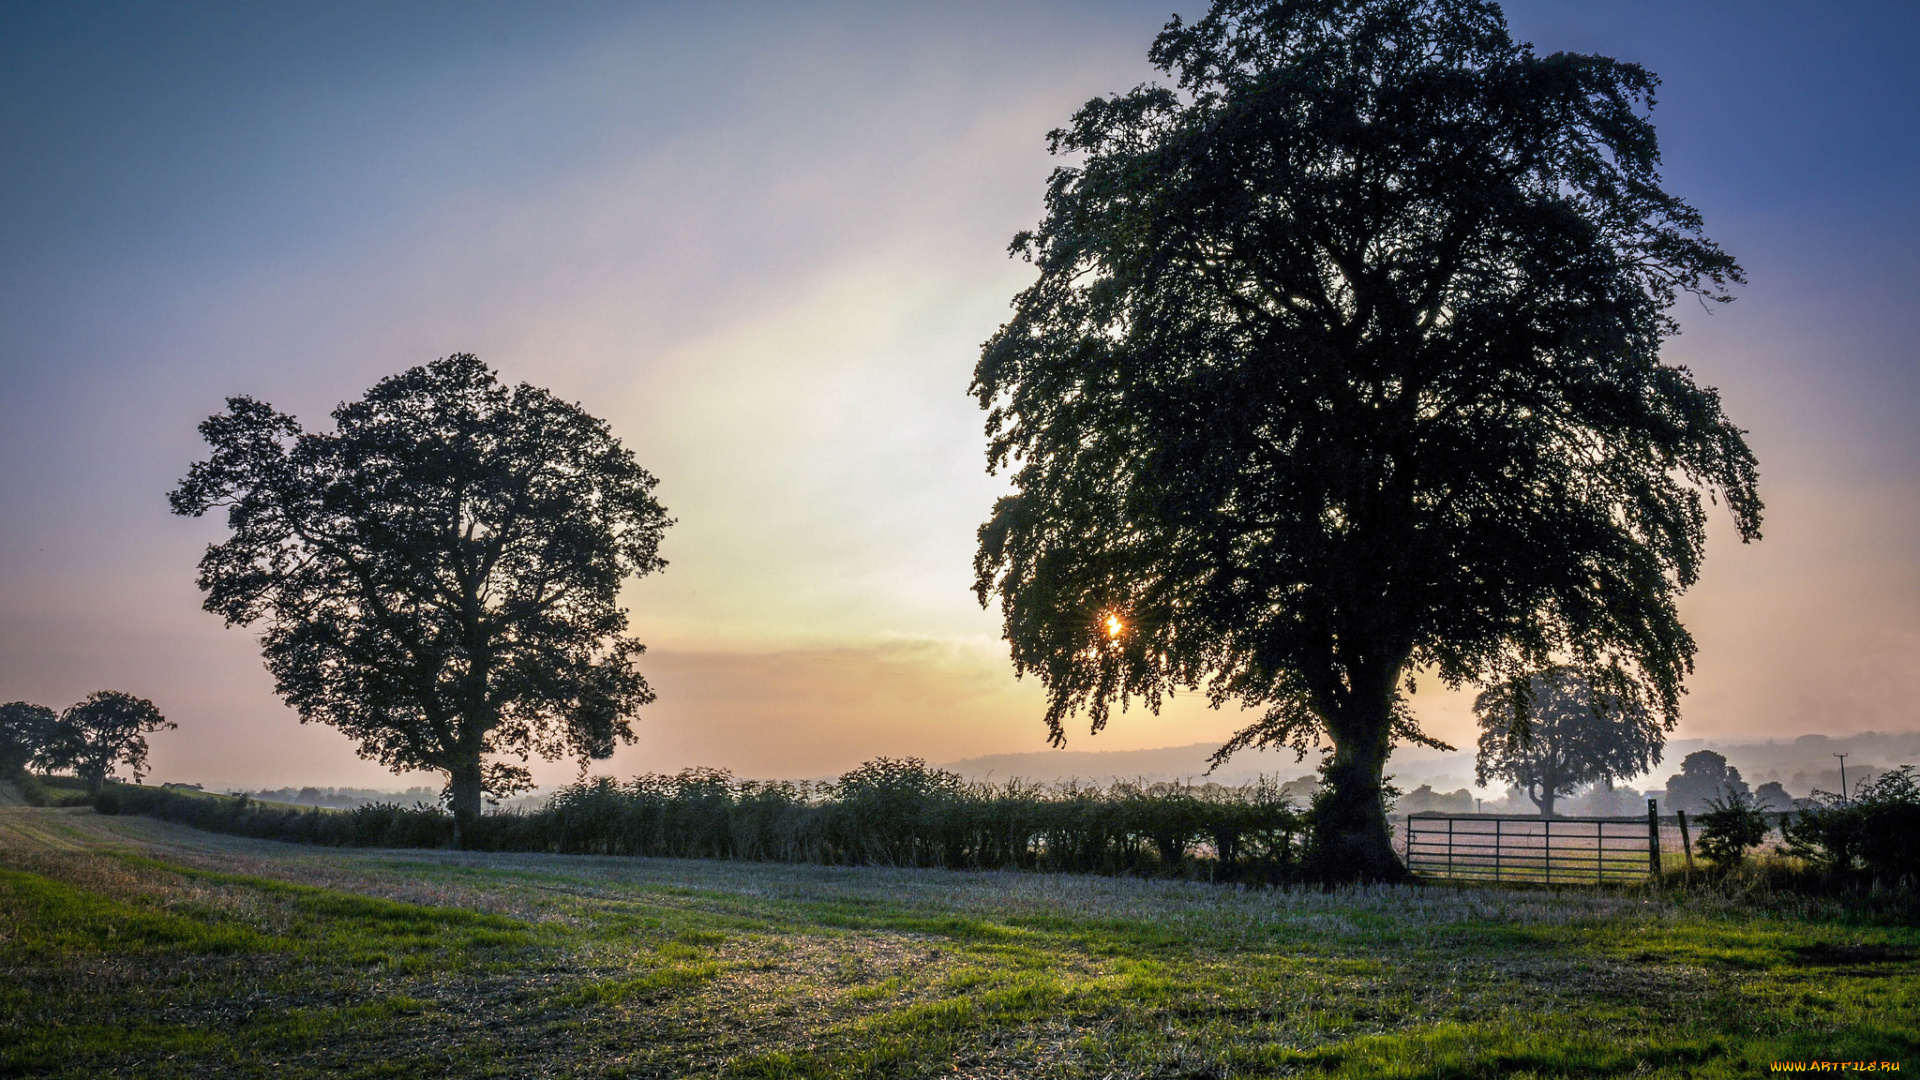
1403,806,1666,884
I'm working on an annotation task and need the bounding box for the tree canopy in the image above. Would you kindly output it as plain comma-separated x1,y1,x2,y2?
34,691,173,795
170,354,672,824
0,701,57,774
971,0,1761,879
1473,666,1664,818
1661,749,1749,814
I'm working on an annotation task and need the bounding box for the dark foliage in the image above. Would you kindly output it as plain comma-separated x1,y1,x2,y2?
971,0,1761,882
104,758,1309,883
170,354,672,823
1783,765,1920,890
1473,666,1665,818
0,701,57,773
1694,788,1769,867
1662,749,1749,814
14,772,94,808
32,691,174,796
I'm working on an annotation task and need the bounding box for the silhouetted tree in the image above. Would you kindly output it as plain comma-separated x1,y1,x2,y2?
1473,666,1664,818
171,354,671,831
1751,780,1792,812
971,0,1761,880
1661,749,1748,814
0,701,57,774
35,692,174,795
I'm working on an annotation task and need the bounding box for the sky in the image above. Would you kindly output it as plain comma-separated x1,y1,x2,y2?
2,1,1916,792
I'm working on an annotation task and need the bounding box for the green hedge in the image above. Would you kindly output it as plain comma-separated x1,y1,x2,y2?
93,759,1308,882
1782,765,1920,890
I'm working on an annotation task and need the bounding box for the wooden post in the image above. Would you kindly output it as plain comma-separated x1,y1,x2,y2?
1494,817,1502,883
1446,816,1454,878
1647,800,1662,883
1544,817,1553,885
1596,820,1604,882
1677,810,1695,876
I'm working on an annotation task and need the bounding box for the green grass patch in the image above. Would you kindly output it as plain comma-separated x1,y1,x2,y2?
3,809,1915,1079
0,868,273,958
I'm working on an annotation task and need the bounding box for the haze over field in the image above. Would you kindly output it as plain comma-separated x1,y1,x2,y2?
2,1,1917,792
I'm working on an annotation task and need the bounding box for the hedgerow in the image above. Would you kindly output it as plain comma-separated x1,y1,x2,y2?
94,758,1308,882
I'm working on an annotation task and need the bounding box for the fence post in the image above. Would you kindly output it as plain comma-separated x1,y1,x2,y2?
1647,799,1661,883
1596,820,1604,882
1677,810,1695,877
1447,816,1454,878
1494,817,1502,883
1544,817,1552,885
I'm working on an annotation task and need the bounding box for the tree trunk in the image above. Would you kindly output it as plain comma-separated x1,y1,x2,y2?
84,769,104,797
1529,784,1557,819
447,755,484,848
1311,728,1409,884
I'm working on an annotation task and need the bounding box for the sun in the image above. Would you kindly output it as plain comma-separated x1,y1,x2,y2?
1104,612,1125,639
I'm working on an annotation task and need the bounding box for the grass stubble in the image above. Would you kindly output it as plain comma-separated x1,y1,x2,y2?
0,803,1912,1079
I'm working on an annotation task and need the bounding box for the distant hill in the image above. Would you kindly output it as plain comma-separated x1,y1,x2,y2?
938,729,1920,800
230,785,442,810
937,743,1317,786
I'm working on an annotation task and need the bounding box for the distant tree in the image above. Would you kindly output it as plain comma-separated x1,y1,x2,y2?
0,701,57,774
1474,667,1665,818
1397,784,1473,815
170,354,672,830
970,0,1761,880
1751,780,1792,812
1661,749,1748,814
35,692,174,795
1561,782,1648,818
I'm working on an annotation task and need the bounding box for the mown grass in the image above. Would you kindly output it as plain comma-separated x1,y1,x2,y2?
0,804,1913,1078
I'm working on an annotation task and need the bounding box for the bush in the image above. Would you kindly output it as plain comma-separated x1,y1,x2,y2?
16,772,90,807
85,759,1310,883
1783,764,1920,889
1695,789,1769,866
91,790,121,816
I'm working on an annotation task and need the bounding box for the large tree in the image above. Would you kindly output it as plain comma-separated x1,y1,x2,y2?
171,354,672,827
972,0,1761,880
35,691,174,795
1473,666,1664,818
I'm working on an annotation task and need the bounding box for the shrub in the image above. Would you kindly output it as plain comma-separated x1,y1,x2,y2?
1783,764,1920,889
1695,789,1769,866
18,772,90,807
88,759,1310,883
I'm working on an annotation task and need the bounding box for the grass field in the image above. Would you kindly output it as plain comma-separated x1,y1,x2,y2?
1,802,1913,1079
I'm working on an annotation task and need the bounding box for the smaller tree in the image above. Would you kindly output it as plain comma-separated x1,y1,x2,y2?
1662,749,1749,814
0,701,57,774
1475,667,1665,818
1695,788,1770,867
37,692,175,795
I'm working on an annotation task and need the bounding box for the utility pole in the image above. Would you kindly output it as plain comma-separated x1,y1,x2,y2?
1834,753,1849,803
